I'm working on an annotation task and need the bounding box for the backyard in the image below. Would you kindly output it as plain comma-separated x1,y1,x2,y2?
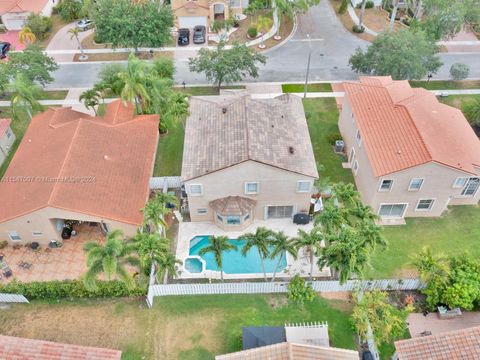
0,294,356,360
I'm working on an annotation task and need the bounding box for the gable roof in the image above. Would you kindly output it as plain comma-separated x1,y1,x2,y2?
0,100,159,225
0,118,11,138
181,94,318,181
343,76,480,177
242,326,286,350
394,325,480,359
0,335,122,359
0,0,49,14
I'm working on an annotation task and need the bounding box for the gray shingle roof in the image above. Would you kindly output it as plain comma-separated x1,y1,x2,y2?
181,94,318,180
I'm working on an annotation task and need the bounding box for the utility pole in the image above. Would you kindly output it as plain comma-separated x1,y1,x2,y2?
304,34,312,99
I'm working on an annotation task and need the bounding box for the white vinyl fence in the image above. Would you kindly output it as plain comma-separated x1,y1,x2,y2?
0,293,29,304
146,279,423,307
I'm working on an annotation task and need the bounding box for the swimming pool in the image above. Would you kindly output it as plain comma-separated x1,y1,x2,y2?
188,235,287,274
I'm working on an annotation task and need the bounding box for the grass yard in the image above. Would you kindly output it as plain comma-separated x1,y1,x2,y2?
153,124,185,176
0,90,68,101
410,80,480,90
174,85,245,96
303,98,355,184
438,94,480,109
0,295,356,360
282,83,333,93
369,205,480,279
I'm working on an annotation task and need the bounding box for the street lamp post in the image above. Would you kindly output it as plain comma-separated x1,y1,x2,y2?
427,72,433,85
304,34,312,99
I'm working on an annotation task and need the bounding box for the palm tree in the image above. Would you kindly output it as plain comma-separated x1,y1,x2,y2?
358,0,367,30
83,229,139,290
241,227,274,281
390,0,400,31
118,53,150,114
332,182,361,208
199,235,237,282
149,79,189,131
292,227,324,281
314,204,347,235
10,74,43,121
68,27,88,61
257,15,273,48
274,0,295,40
357,219,387,251
131,231,170,274
19,27,36,45
157,251,182,284
349,202,378,222
79,88,101,115
412,247,450,282
270,231,297,282
142,197,169,236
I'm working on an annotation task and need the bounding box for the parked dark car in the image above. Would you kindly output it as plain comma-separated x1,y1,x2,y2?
193,25,206,44
76,18,94,31
0,42,11,59
178,28,190,46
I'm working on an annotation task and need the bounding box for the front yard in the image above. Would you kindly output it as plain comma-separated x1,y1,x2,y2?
0,295,356,360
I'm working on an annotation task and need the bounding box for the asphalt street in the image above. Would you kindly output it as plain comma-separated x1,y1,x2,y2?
46,1,480,89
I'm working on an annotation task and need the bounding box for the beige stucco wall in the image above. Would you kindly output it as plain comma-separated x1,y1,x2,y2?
184,160,316,224
339,96,480,218
0,207,138,246
1,1,54,30
172,0,246,27
0,127,15,155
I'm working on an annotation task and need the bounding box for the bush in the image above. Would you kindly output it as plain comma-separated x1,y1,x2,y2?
54,0,82,22
0,279,146,300
365,1,374,9
338,0,349,14
449,63,470,81
287,275,316,304
247,26,258,38
152,57,175,79
327,131,343,145
25,13,52,40
352,24,365,33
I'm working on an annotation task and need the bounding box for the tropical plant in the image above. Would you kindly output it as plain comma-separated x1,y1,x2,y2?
389,0,400,31
412,247,449,283
152,57,175,79
118,53,150,113
241,227,275,281
142,192,177,236
156,251,182,284
338,0,349,14
314,204,347,235
292,228,324,281
357,219,386,251
199,235,237,281
131,231,170,275
464,99,480,127
349,202,378,222
19,27,36,45
9,74,43,121
97,63,126,96
358,0,368,30
55,0,83,21
274,0,295,39
269,231,298,282
332,182,361,208
79,88,101,115
68,27,87,60
287,275,316,304
83,229,139,291
25,13,52,40
256,15,273,47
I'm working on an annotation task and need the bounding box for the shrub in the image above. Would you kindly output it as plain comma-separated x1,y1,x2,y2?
365,1,374,9
0,279,146,300
25,13,52,40
352,24,365,33
339,0,349,14
327,131,343,145
287,275,316,304
54,0,82,22
449,62,470,81
247,26,258,38
152,57,175,79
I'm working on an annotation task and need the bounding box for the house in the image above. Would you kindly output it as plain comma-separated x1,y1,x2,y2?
339,76,480,220
0,335,122,359
171,0,249,29
181,93,318,230
0,0,55,30
0,100,159,245
394,325,480,359
0,118,15,167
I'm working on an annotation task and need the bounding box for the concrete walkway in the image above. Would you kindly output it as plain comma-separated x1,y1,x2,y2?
46,22,94,62
346,5,378,36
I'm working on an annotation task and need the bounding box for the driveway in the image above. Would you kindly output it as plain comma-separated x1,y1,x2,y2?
47,21,94,61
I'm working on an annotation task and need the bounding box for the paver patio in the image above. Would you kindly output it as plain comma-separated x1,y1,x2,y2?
0,224,104,283
407,312,480,338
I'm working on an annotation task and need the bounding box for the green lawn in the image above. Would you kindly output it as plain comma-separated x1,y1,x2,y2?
369,206,480,278
409,80,480,90
303,98,354,184
153,124,185,176
174,85,245,96
0,90,68,101
282,83,333,93
0,295,356,360
438,94,480,110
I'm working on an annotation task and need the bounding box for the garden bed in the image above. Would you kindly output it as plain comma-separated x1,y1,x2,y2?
354,7,406,34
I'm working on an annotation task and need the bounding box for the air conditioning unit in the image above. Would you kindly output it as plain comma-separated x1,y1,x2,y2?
335,140,345,153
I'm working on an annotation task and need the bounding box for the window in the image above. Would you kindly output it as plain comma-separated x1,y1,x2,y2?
379,179,393,191
461,177,480,196
8,231,21,241
189,184,203,196
217,214,223,223
230,0,241,7
197,208,207,215
348,147,355,164
356,129,362,146
244,213,250,221
32,231,43,237
453,177,468,188
353,160,359,175
245,182,259,194
226,215,241,225
296,180,311,193
379,204,407,218
408,178,424,191
416,199,435,211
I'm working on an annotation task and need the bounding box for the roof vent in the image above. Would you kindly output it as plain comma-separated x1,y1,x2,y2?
397,149,402,155
222,107,227,114
271,124,274,128
288,146,295,154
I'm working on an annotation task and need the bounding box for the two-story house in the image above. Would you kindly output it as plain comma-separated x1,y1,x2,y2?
339,76,480,220
0,118,15,167
181,93,318,231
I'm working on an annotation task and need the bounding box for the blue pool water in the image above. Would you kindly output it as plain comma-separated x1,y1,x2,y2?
189,235,287,274
185,257,203,273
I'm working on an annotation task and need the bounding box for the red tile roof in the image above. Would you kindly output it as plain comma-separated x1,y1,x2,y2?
0,118,11,138
0,0,50,14
0,100,159,225
343,76,480,177
395,325,480,360
0,335,122,359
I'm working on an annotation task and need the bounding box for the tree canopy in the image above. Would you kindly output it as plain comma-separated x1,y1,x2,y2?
348,29,442,80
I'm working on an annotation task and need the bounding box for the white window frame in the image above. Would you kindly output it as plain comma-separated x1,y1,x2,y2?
32,231,43,237
461,177,480,197
244,182,259,195
415,199,435,212
453,177,468,188
353,160,359,175
229,0,241,8
379,179,394,192
356,129,362,147
196,208,207,215
378,203,408,218
408,178,424,191
348,147,355,164
188,183,203,196
8,231,21,241
296,180,312,193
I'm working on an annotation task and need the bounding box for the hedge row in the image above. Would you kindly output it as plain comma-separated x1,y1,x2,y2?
0,280,146,300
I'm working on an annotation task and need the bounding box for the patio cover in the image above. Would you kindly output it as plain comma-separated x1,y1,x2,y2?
242,326,286,350
209,196,256,216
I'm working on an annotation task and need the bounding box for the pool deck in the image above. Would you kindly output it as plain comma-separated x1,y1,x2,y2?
175,219,331,280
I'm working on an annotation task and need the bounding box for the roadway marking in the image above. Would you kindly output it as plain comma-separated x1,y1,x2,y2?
289,38,325,42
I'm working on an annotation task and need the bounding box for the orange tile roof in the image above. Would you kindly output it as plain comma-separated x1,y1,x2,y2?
395,325,480,359
0,100,159,225
0,335,122,359
343,76,480,177
0,118,11,138
0,0,50,14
